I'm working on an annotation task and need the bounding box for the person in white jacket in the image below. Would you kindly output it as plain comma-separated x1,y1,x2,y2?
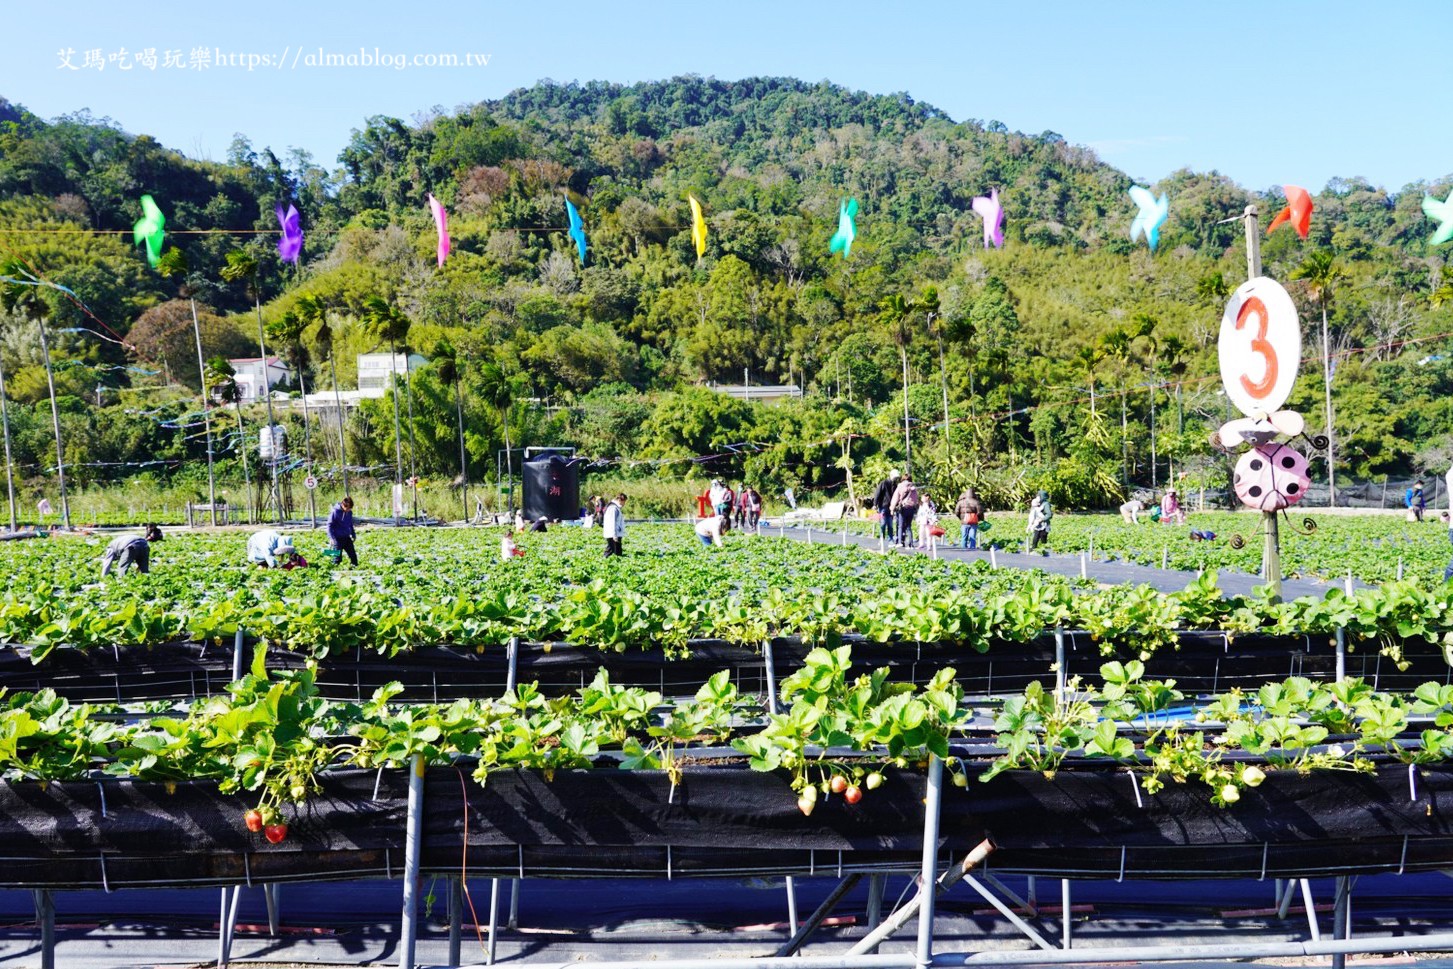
602,493,626,557
694,512,730,547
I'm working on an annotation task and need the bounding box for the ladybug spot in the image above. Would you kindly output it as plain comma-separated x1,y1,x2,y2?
1250,459,1264,471
1287,483,1300,494
1281,456,1296,468
1248,486,1263,497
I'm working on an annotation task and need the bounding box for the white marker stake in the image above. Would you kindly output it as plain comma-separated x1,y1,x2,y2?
1080,552,1087,579
990,547,998,569
1397,557,1404,580
879,536,886,555
806,527,812,545
842,529,848,547
1345,570,1353,594
1161,547,1168,569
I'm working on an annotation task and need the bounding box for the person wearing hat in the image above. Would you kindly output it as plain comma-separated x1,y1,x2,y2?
247,528,306,569
871,469,902,545
99,523,163,578
1159,487,1185,525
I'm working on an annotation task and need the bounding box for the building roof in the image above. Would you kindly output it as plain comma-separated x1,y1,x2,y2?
227,357,288,367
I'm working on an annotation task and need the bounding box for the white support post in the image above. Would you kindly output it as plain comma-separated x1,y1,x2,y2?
989,546,998,569
399,755,425,969
1054,627,1067,700
1335,627,1347,683
915,755,944,969
1061,880,1072,949
761,637,799,932
1079,552,1087,579
232,627,246,683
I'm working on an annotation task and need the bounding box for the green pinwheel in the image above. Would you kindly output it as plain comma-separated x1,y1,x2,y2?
829,198,858,258
1423,189,1453,246
132,195,166,268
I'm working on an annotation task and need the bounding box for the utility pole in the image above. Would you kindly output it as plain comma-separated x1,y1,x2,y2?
1243,204,1281,601
35,316,70,529
190,300,218,526
0,354,16,531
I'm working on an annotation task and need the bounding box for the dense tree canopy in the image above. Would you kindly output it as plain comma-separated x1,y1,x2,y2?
1,76,1451,507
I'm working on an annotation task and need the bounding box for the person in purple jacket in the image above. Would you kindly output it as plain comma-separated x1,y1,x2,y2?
327,496,358,565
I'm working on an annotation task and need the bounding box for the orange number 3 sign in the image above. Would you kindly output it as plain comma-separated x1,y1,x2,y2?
1234,297,1277,400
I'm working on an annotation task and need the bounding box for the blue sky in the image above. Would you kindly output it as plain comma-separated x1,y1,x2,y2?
3,0,1447,193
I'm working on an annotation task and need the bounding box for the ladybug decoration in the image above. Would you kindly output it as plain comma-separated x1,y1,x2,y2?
1233,443,1310,511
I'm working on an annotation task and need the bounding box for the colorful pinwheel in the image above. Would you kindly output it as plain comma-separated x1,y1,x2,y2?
565,197,588,265
1128,186,1169,251
971,189,1004,249
275,203,303,264
427,194,450,267
1268,185,1313,240
1423,189,1453,246
829,198,858,258
688,195,708,259
132,195,166,268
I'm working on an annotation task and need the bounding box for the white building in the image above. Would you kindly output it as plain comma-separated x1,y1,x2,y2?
296,352,430,423
357,352,429,393
227,357,293,402
711,383,803,405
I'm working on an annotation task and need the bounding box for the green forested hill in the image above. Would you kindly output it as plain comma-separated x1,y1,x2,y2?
0,76,1451,508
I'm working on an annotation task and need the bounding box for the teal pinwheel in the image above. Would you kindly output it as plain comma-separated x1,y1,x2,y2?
829,198,858,258
1423,189,1453,246
1128,186,1170,251
132,195,166,268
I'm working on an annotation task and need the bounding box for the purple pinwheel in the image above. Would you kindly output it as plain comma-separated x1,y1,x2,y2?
971,188,1005,249
275,203,303,264
427,194,451,267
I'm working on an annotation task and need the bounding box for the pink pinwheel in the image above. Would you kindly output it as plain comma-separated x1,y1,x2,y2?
427,193,450,267
275,203,303,264
971,188,1004,249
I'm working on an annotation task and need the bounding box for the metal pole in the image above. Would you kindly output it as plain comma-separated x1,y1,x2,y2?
448,877,463,968
255,298,284,526
495,634,520,948
455,373,470,523
232,627,246,683
1335,627,1347,683
35,317,70,528
296,365,317,527
399,754,425,969
1242,204,1282,601
761,637,799,933
1054,627,1067,700
329,350,350,497
487,877,501,965
775,874,863,956
35,888,54,969
1060,880,1072,950
189,300,219,526
1331,876,1350,969
915,755,944,969
0,354,16,531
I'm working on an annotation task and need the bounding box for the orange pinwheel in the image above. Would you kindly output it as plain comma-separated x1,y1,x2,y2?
1267,185,1313,240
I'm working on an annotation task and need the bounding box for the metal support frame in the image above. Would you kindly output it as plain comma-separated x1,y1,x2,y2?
217,883,242,967
448,877,463,968
775,874,863,956
1053,628,1067,699
451,930,1453,969
958,874,1056,951
915,755,944,968
265,883,280,936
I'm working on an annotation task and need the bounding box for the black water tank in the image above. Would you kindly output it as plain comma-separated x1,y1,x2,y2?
522,453,581,522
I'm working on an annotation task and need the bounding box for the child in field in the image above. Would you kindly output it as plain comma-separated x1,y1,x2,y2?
501,529,525,562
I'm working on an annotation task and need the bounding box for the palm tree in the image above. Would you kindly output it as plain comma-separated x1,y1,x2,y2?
1099,328,1134,490
221,249,284,524
0,260,69,527
296,294,349,496
1291,250,1346,506
205,355,252,520
916,286,949,464
267,309,318,523
879,294,914,475
478,362,515,515
361,295,411,516
433,340,470,521
157,249,219,524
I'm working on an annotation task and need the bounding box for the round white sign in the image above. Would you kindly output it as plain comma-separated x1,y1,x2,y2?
304,475,318,490
1217,277,1301,418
